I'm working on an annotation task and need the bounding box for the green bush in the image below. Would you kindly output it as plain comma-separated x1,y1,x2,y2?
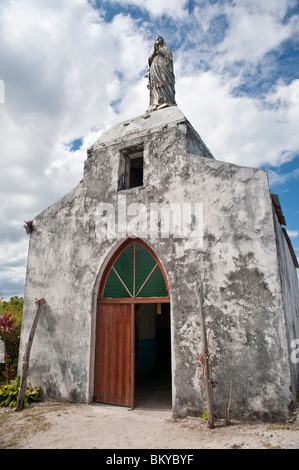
0,377,41,409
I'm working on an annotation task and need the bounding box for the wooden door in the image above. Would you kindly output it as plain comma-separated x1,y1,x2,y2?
94,303,133,407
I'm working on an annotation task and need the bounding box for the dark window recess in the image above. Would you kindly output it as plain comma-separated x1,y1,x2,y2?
118,145,144,190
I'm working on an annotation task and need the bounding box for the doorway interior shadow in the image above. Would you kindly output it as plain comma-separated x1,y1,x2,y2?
134,302,172,411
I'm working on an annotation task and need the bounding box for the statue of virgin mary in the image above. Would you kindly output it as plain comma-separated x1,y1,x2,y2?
147,36,176,110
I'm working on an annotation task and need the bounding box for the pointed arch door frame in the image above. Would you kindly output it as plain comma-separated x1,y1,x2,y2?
94,238,171,409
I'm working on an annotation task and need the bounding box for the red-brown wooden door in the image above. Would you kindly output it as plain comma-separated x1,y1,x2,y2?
94,303,133,406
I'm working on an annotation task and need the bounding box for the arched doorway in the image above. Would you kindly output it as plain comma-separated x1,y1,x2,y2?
94,238,171,409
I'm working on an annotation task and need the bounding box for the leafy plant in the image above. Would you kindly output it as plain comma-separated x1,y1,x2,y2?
0,296,23,321
202,408,208,420
0,296,23,384
0,313,20,383
0,377,40,409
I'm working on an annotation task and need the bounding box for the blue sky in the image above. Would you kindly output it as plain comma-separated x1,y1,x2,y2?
0,0,298,298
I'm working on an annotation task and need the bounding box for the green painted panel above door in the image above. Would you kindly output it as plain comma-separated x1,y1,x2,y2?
103,268,132,298
102,241,169,299
136,264,168,298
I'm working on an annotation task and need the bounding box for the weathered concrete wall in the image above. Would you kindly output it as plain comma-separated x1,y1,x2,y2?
20,183,95,402
19,106,297,420
272,208,299,404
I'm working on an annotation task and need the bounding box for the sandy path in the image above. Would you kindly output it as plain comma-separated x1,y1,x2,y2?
0,401,298,450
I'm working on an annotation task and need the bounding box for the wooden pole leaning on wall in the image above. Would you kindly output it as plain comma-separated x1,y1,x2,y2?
196,282,214,429
16,298,45,412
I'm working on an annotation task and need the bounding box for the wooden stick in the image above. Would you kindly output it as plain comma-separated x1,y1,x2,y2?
196,283,214,429
16,298,45,412
225,377,233,425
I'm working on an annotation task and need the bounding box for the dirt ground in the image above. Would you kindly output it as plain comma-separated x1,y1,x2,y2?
0,400,298,450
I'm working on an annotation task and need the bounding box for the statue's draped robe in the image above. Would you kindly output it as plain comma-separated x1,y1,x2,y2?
149,45,176,108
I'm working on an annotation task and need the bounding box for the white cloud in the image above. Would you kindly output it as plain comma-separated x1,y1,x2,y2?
104,0,188,18
0,0,150,200
287,230,299,238
0,239,29,268
216,0,298,67
267,167,299,186
176,71,299,167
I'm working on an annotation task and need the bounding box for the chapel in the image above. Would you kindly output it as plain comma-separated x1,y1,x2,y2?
19,37,299,420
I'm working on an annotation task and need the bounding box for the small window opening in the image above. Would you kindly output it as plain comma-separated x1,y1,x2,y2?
118,145,144,190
